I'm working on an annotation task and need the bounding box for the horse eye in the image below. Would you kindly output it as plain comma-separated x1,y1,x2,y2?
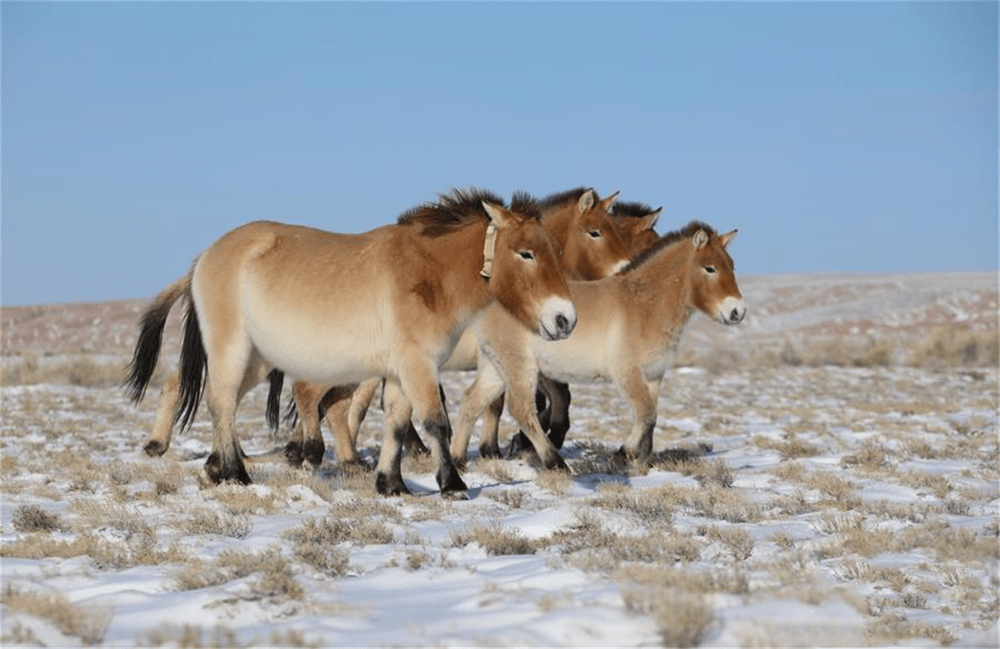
704,265,716,274
588,230,602,239
519,250,535,260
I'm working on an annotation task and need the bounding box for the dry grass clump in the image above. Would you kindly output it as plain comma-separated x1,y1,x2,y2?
533,467,573,495
483,488,527,509
136,624,321,648
11,504,65,532
473,456,518,484
590,482,673,526
1,527,189,569
1,584,112,646
907,326,999,368
450,521,538,556
181,509,253,539
703,524,756,560
654,482,762,524
620,585,713,648
549,513,702,571
1,354,129,388
283,512,394,549
173,546,303,601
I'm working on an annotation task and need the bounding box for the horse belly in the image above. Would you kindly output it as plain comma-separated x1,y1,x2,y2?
243,287,388,385
531,336,610,384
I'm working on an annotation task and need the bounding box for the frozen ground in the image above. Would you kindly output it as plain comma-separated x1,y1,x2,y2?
1,273,997,647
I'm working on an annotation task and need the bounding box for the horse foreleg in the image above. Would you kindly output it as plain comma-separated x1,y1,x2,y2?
504,367,568,472
508,374,570,455
144,372,180,457
618,371,660,466
450,360,506,469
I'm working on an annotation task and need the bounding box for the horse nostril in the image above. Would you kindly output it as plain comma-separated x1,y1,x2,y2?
730,308,742,323
556,314,569,333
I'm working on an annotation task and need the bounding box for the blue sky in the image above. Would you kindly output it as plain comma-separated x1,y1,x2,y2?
2,1,997,306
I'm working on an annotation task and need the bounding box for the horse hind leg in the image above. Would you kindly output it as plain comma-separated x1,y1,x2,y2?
374,379,413,496
285,381,327,468
400,362,466,497
201,338,269,485
478,393,504,460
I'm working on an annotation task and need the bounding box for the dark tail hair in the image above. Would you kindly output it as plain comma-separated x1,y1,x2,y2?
175,300,207,432
124,277,189,404
266,370,284,433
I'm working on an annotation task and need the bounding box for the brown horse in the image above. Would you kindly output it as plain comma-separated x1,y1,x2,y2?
139,188,629,465
449,221,745,469
283,190,655,468
125,189,576,496
502,199,664,456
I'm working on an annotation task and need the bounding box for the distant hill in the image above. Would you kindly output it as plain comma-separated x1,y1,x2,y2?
2,272,997,368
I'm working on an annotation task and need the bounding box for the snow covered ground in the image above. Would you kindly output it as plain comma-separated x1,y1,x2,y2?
1,273,997,647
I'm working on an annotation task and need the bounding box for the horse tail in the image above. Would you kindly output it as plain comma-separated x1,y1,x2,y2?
283,393,300,428
265,369,284,434
175,297,207,432
124,275,191,404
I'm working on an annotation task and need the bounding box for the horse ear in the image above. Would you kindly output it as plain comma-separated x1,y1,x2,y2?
719,229,738,248
482,201,512,227
577,189,595,213
693,229,710,250
599,190,620,212
643,207,662,232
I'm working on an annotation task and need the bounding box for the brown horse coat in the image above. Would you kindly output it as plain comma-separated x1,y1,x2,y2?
449,221,745,469
126,189,575,495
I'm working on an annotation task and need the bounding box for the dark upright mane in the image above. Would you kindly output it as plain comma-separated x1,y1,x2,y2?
620,221,717,273
536,187,595,212
611,200,658,220
398,188,506,237
507,191,545,222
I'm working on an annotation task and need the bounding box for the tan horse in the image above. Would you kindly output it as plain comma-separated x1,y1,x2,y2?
125,189,576,495
283,190,655,468
139,187,629,464
449,221,745,469
502,199,664,456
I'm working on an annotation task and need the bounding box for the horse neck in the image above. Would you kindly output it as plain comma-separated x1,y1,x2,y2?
539,202,573,246
624,240,697,332
417,219,492,313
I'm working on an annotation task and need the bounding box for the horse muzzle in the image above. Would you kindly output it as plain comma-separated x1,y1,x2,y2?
539,297,577,341
717,297,746,325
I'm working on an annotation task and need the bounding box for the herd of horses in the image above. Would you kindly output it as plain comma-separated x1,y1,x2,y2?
125,187,745,497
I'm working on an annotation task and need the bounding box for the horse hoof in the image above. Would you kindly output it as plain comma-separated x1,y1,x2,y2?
442,489,469,501
544,453,569,472
302,439,326,468
205,452,252,485
375,472,410,497
478,443,501,460
284,442,304,467
143,440,167,457
437,468,468,495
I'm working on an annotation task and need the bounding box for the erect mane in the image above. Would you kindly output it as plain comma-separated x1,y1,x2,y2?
620,220,717,273
399,188,543,237
610,200,658,220
536,187,598,212
508,191,544,221
398,188,505,237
